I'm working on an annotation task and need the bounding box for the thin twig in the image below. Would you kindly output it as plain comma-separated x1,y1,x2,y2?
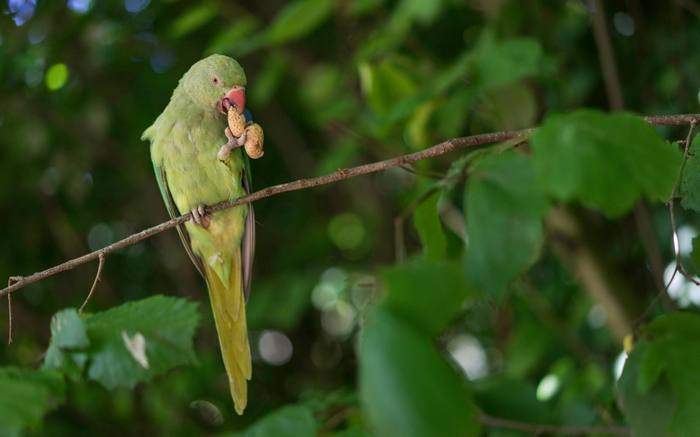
588,4,677,317
6,294,11,345
668,121,698,284
394,157,472,262
2,114,699,299
6,278,19,345
635,123,700,328
80,253,106,313
480,412,630,436
668,201,700,285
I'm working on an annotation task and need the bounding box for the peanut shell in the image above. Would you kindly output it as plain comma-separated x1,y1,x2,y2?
244,123,264,159
227,107,246,137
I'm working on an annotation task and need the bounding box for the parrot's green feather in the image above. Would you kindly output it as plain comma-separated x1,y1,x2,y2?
152,162,204,276
143,54,252,414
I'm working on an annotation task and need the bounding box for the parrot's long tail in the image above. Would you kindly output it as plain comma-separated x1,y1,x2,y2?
204,249,251,415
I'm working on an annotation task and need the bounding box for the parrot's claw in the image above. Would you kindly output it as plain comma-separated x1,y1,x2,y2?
224,127,235,142
217,142,239,161
217,145,231,161
218,128,243,162
190,205,210,228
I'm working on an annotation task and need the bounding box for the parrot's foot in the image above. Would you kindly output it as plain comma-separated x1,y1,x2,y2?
228,126,247,147
218,128,244,161
190,205,211,228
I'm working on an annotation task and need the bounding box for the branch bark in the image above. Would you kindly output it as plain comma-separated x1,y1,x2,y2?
1,114,698,298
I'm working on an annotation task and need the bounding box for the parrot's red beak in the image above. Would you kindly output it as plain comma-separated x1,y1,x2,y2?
220,86,246,114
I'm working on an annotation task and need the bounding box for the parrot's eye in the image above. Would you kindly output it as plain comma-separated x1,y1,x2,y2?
212,76,220,85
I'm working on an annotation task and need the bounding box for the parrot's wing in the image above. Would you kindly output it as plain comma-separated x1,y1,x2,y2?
153,161,205,277
241,157,255,301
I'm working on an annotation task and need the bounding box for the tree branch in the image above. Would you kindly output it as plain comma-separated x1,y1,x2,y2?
589,0,625,110
1,113,699,298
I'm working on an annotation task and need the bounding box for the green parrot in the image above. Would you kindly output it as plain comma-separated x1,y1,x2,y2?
142,54,258,415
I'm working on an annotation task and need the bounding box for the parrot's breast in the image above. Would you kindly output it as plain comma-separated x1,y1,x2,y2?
153,109,248,282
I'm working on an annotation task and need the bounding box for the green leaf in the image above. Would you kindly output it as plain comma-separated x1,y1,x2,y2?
617,344,675,437
44,296,199,390
531,110,682,217
0,368,65,434
168,2,218,39
474,83,537,131
43,344,87,381
413,191,447,260
405,101,437,149
389,0,443,33
358,58,418,116
691,236,700,272
474,377,551,424
250,53,287,107
265,0,335,45
680,134,700,212
349,0,386,16
243,405,317,437
464,151,549,295
299,63,357,125
618,313,700,436
434,88,474,138
359,308,480,437
503,319,552,377
50,308,89,349
206,17,260,55
471,31,543,92
383,259,470,336
85,296,199,389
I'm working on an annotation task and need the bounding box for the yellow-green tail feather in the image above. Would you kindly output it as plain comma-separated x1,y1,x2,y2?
204,250,251,415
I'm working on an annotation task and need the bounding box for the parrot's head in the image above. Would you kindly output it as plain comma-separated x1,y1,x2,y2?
181,54,247,114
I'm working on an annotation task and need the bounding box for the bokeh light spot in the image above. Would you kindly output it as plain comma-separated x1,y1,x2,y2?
87,223,114,251
328,213,365,251
613,351,627,381
7,0,36,26
150,49,175,73
321,301,356,338
676,225,697,256
124,0,150,14
312,282,339,310
447,334,488,380
587,304,607,329
45,63,69,91
67,0,92,14
27,24,46,44
258,330,293,366
664,262,700,307
613,12,635,36
536,374,560,401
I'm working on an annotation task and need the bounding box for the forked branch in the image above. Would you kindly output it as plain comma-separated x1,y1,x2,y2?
1,113,699,298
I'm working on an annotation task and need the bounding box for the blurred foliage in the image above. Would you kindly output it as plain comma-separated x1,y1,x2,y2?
2,0,700,436
43,296,199,389
532,110,682,217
